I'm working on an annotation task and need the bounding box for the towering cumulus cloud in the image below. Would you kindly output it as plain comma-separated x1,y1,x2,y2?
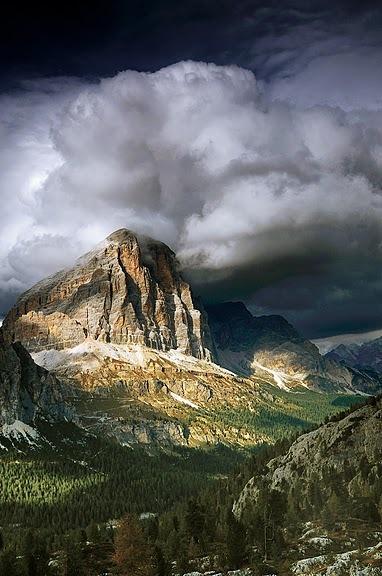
1,61,382,337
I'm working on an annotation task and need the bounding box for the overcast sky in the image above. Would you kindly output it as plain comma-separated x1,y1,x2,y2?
1,0,382,339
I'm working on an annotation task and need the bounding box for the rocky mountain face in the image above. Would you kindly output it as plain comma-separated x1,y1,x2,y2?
0,327,71,427
3,229,213,360
206,302,378,393
326,337,382,373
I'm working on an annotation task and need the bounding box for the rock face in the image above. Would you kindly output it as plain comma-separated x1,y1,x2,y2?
206,302,378,393
234,396,382,518
3,229,213,360
0,328,71,426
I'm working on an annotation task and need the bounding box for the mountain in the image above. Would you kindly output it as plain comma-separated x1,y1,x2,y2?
0,326,72,446
206,301,379,393
1,230,272,446
327,337,382,373
3,228,213,360
1,229,379,448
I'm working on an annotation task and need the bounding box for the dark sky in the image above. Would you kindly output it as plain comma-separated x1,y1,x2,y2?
1,0,382,339
0,1,379,81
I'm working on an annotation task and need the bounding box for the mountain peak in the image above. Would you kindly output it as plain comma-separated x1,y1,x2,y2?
206,301,253,322
3,231,213,360
106,228,138,244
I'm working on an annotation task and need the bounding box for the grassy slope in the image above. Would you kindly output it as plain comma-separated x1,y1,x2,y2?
204,386,363,440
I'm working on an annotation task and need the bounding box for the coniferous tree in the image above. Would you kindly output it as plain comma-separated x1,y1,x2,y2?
185,498,206,546
61,531,84,576
225,509,246,569
113,514,152,576
152,545,171,576
0,547,19,576
174,531,190,574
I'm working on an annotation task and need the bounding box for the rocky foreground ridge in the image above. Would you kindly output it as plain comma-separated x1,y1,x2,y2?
234,395,382,517
230,395,382,574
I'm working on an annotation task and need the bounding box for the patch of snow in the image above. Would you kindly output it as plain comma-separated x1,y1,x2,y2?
139,512,157,520
305,536,333,549
252,360,291,391
169,391,199,409
354,389,372,397
2,420,40,446
32,348,68,370
32,338,234,377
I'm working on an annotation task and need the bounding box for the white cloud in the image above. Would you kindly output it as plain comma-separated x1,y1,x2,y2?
1,60,382,336
314,329,382,354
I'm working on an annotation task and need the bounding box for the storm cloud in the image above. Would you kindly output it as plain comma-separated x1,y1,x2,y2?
1,58,382,337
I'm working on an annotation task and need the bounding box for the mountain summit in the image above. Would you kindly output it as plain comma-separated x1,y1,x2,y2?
3,229,213,360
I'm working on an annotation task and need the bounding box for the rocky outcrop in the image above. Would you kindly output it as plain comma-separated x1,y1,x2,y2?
206,302,379,393
3,229,213,360
0,328,71,426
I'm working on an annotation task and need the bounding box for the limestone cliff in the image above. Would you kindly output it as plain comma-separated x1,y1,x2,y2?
3,229,213,360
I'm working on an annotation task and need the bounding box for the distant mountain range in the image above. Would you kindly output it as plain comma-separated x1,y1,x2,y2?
206,301,378,393
326,337,382,373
